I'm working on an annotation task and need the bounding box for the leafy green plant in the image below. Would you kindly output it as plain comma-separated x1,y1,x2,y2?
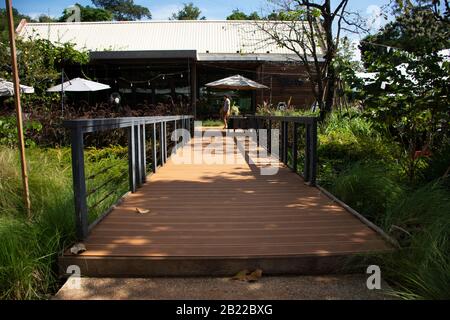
231,105,240,116
358,6,449,182
0,116,42,147
317,111,399,187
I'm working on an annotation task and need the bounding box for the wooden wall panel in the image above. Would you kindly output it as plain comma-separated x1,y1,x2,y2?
256,63,316,110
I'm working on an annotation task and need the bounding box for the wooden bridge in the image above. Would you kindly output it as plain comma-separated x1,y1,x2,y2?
61,116,392,276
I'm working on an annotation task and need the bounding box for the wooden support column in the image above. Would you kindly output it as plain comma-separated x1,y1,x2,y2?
256,63,265,107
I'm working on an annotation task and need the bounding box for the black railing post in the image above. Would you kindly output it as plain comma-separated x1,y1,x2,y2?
256,117,260,147
163,121,168,162
134,123,142,187
174,119,177,152
160,122,165,165
181,118,184,146
70,127,88,240
283,121,286,163
304,124,311,182
188,117,192,139
128,122,136,193
284,121,289,164
152,122,157,173
268,119,272,154
293,122,298,173
309,119,318,186
279,121,283,162
282,121,288,164
141,122,146,183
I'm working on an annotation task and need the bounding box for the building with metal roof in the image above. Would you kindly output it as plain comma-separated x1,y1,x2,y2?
18,20,322,62
17,20,320,116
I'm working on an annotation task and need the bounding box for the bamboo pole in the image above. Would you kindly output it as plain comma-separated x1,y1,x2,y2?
5,0,31,218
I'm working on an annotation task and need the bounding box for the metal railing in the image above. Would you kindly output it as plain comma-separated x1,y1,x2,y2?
64,115,194,240
229,115,318,185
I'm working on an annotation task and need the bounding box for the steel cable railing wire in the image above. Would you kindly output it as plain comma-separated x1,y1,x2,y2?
64,115,194,240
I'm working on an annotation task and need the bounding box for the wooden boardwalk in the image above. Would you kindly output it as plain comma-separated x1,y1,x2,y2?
61,128,391,276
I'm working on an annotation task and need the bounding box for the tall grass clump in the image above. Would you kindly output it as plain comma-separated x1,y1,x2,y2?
331,162,404,222
380,182,450,299
0,148,75,299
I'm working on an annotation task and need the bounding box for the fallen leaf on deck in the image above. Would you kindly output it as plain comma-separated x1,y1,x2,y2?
136,207,150,214
231,269,263,282
246,269,263,282
231,269,250,281
70,243,86,255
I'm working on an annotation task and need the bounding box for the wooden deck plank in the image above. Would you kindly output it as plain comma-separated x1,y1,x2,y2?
74,240,388,257
63,128,391,274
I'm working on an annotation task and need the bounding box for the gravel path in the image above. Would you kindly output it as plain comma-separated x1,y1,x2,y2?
54,274,394,300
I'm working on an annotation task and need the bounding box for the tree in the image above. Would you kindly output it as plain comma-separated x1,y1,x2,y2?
393,0,449,23
360,4,450,66
92,0,151,21
357,5,450,181
170,3,205,20
0,37,89,107
257,0,358,119
38,15,57,23
266,10,291,20
227,9,261,20
332,37,363,110
0,8,32,44
59,3,113,22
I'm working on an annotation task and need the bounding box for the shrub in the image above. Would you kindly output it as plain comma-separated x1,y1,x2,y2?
0,116,43,148
231,105,240,116
317,111,398,187
202,119,224,127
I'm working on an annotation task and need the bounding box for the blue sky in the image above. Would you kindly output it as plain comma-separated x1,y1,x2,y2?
2,0,392,59
2,0,391,22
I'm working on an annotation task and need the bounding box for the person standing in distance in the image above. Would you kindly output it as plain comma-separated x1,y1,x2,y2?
222,95,231,129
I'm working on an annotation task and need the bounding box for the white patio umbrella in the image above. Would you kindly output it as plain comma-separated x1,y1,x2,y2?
0,78,34,96
205,74,269,90
47,77,110,92
47,77,110,114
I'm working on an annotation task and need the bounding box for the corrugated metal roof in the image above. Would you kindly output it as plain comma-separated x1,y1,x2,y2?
18,20,322,61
